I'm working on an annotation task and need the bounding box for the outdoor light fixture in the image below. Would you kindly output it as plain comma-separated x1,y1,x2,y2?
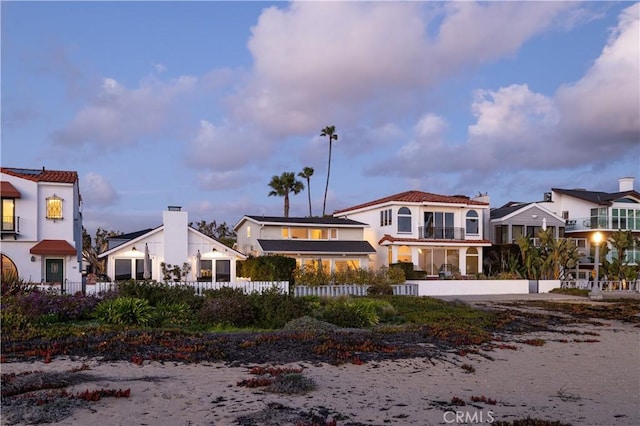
590,232,603,300
132,247,137,252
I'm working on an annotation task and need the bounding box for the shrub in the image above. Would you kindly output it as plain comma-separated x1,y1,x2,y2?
198,288,255,327
94,297,153,326
238,255,296,281
150,302,193,327
0,273,37,297
1,290,101,326
319,297,386,328
117,280,200,310
282,315,339,333
267,373,316,394
248,287,312,329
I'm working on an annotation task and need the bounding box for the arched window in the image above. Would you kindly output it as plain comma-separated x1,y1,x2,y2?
398,207,412,233
398,245,412,263
466,247,479,275
466,210,479,235
1,254,18,282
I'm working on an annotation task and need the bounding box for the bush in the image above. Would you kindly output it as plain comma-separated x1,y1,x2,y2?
150,302,193,327
94,297,153,326
238,256,296,281
1,290,101,326
198,288,255,327
318,297,389,328
248,287,312,329
117,280,200,310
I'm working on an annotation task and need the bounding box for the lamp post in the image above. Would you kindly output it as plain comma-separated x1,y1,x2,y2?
590,232,603,300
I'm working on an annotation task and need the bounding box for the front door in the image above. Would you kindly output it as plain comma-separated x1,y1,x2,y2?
46,259,64,284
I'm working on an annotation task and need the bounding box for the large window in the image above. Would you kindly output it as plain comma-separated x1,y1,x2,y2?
1,254,18,281
46,195,63,220
216,259,231,282
466,211,479,235
419,248,459,276
424,211,454,238
466,247,479,275
613,208,640,230
135,259,152,280
397,207,412,233
114,259,132,281
512,225,524,241
290,227,308,239
335,259,360,272
199,259,213,281
397,245,412,263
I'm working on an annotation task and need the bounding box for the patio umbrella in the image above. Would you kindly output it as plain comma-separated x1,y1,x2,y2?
143,243,151,280
542,217,547,231
195,250,202,279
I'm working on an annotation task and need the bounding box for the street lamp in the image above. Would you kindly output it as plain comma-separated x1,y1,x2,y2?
590,232,603,299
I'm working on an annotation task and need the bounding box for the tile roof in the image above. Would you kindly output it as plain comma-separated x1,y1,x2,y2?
334,190,488,214
244,215,367,226
0,181,22,198
552,188,640,205
30,239,77,255
1,167,78,184
257,239,376,254
377,234,491,246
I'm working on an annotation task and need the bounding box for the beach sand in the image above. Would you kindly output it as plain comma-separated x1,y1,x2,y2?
2,318,638,426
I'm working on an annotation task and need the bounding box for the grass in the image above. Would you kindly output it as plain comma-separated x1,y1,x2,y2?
550,288,589,297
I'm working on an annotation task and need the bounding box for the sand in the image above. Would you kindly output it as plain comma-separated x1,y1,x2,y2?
2,317,638,426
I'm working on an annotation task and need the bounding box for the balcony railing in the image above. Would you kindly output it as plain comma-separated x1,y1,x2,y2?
418,226,465,240
1,216,20,238
565,216,640,232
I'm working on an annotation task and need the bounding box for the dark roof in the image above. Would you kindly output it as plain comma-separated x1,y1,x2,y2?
490,202,532,220
257,239,376,254
245,215,367,226
334,190,488,214
1,167,78,184
552,188,640,205
107,228,155,241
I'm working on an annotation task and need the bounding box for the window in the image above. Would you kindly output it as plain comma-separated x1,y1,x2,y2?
424,211,454,238
613,208,640,230
310,228,328,239
281,227,289,238
397,245,411,263
398,207,412,233
199,260,213,281
215,260,231,282
114,259,132,281
330,228,337,239
562,211,569,220
512,225,524,242
380,209,392,226
466,211,479,235
2,199,15,231
466,248,479,275
46,195,63,220
1,254,18,282
246,226,251,238
135,259,152,280
290,227,307,239
335,259,360,272
420,248,459,276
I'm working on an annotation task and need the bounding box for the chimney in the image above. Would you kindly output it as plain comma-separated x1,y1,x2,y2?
619,177,635,192
163,206,188,266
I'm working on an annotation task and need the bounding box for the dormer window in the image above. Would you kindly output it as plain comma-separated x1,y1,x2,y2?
46,195,63,220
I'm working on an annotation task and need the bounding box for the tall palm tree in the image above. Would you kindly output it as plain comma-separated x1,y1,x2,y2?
320,125,338,216
298,166,314,217
268,172,304,218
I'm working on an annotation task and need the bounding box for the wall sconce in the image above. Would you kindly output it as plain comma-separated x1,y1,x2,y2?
531,215,538,219
211,248,217,252
31,256,36,262
132,247,137,251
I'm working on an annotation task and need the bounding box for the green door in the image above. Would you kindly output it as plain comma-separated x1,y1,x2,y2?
46,259,64,284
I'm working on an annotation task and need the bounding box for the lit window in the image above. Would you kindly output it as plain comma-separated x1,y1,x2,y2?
291,227,307,239
246,226,251,238
330,228,337,239
46,195,63,220
282,227,289,238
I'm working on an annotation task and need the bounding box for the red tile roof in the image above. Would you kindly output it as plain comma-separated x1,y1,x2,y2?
334,190,488,214
30,239,77,255
378,234,491,246
0,181,22,198
1,167,78,184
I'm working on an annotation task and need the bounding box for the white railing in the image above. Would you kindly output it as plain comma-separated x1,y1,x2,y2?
293,284,418,297
39,280,289,296
561,280,640,292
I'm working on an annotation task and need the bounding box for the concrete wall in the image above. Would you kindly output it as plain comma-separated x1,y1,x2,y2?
406,279,529,296
538,280,561,293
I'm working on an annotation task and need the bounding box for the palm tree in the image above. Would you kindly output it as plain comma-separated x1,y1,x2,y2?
320,125,338,216
298,166,314,216
268,172,304,218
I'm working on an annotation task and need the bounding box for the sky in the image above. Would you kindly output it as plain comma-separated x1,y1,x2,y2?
2,1,639,237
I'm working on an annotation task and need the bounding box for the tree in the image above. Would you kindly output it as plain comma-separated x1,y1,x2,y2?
189,219,237,248
605,230,638,281
320,125,338,216
298,166,314,216
82,227,121,275
268,172,304,217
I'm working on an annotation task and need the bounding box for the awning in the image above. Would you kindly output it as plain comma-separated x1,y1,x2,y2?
1,181,22,198
30,240,77,255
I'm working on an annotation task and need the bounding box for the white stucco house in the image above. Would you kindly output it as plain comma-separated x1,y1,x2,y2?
99,206,247,282
333,190,491,277
233,215,376,272
1,167,83,285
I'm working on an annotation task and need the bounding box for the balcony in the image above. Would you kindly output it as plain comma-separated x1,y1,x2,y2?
566,216,639,232
1,216,20,239
418,226,465,240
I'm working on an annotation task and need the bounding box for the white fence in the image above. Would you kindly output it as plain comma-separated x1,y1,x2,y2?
406,279,530,296
40,281,290,296
561,279,640,292
293,284,418,297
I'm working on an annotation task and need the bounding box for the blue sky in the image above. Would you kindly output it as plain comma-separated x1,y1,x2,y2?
2,1,639,236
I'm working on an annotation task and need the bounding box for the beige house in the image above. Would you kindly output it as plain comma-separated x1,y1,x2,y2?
233,215,376,272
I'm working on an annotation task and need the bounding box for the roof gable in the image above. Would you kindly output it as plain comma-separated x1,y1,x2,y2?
552,188,640,205
235,215,368,230
334,190,488,214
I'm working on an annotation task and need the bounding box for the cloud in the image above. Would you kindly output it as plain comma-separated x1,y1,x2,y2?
82,172,119,207
373,3,639,180
52,75,197,148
